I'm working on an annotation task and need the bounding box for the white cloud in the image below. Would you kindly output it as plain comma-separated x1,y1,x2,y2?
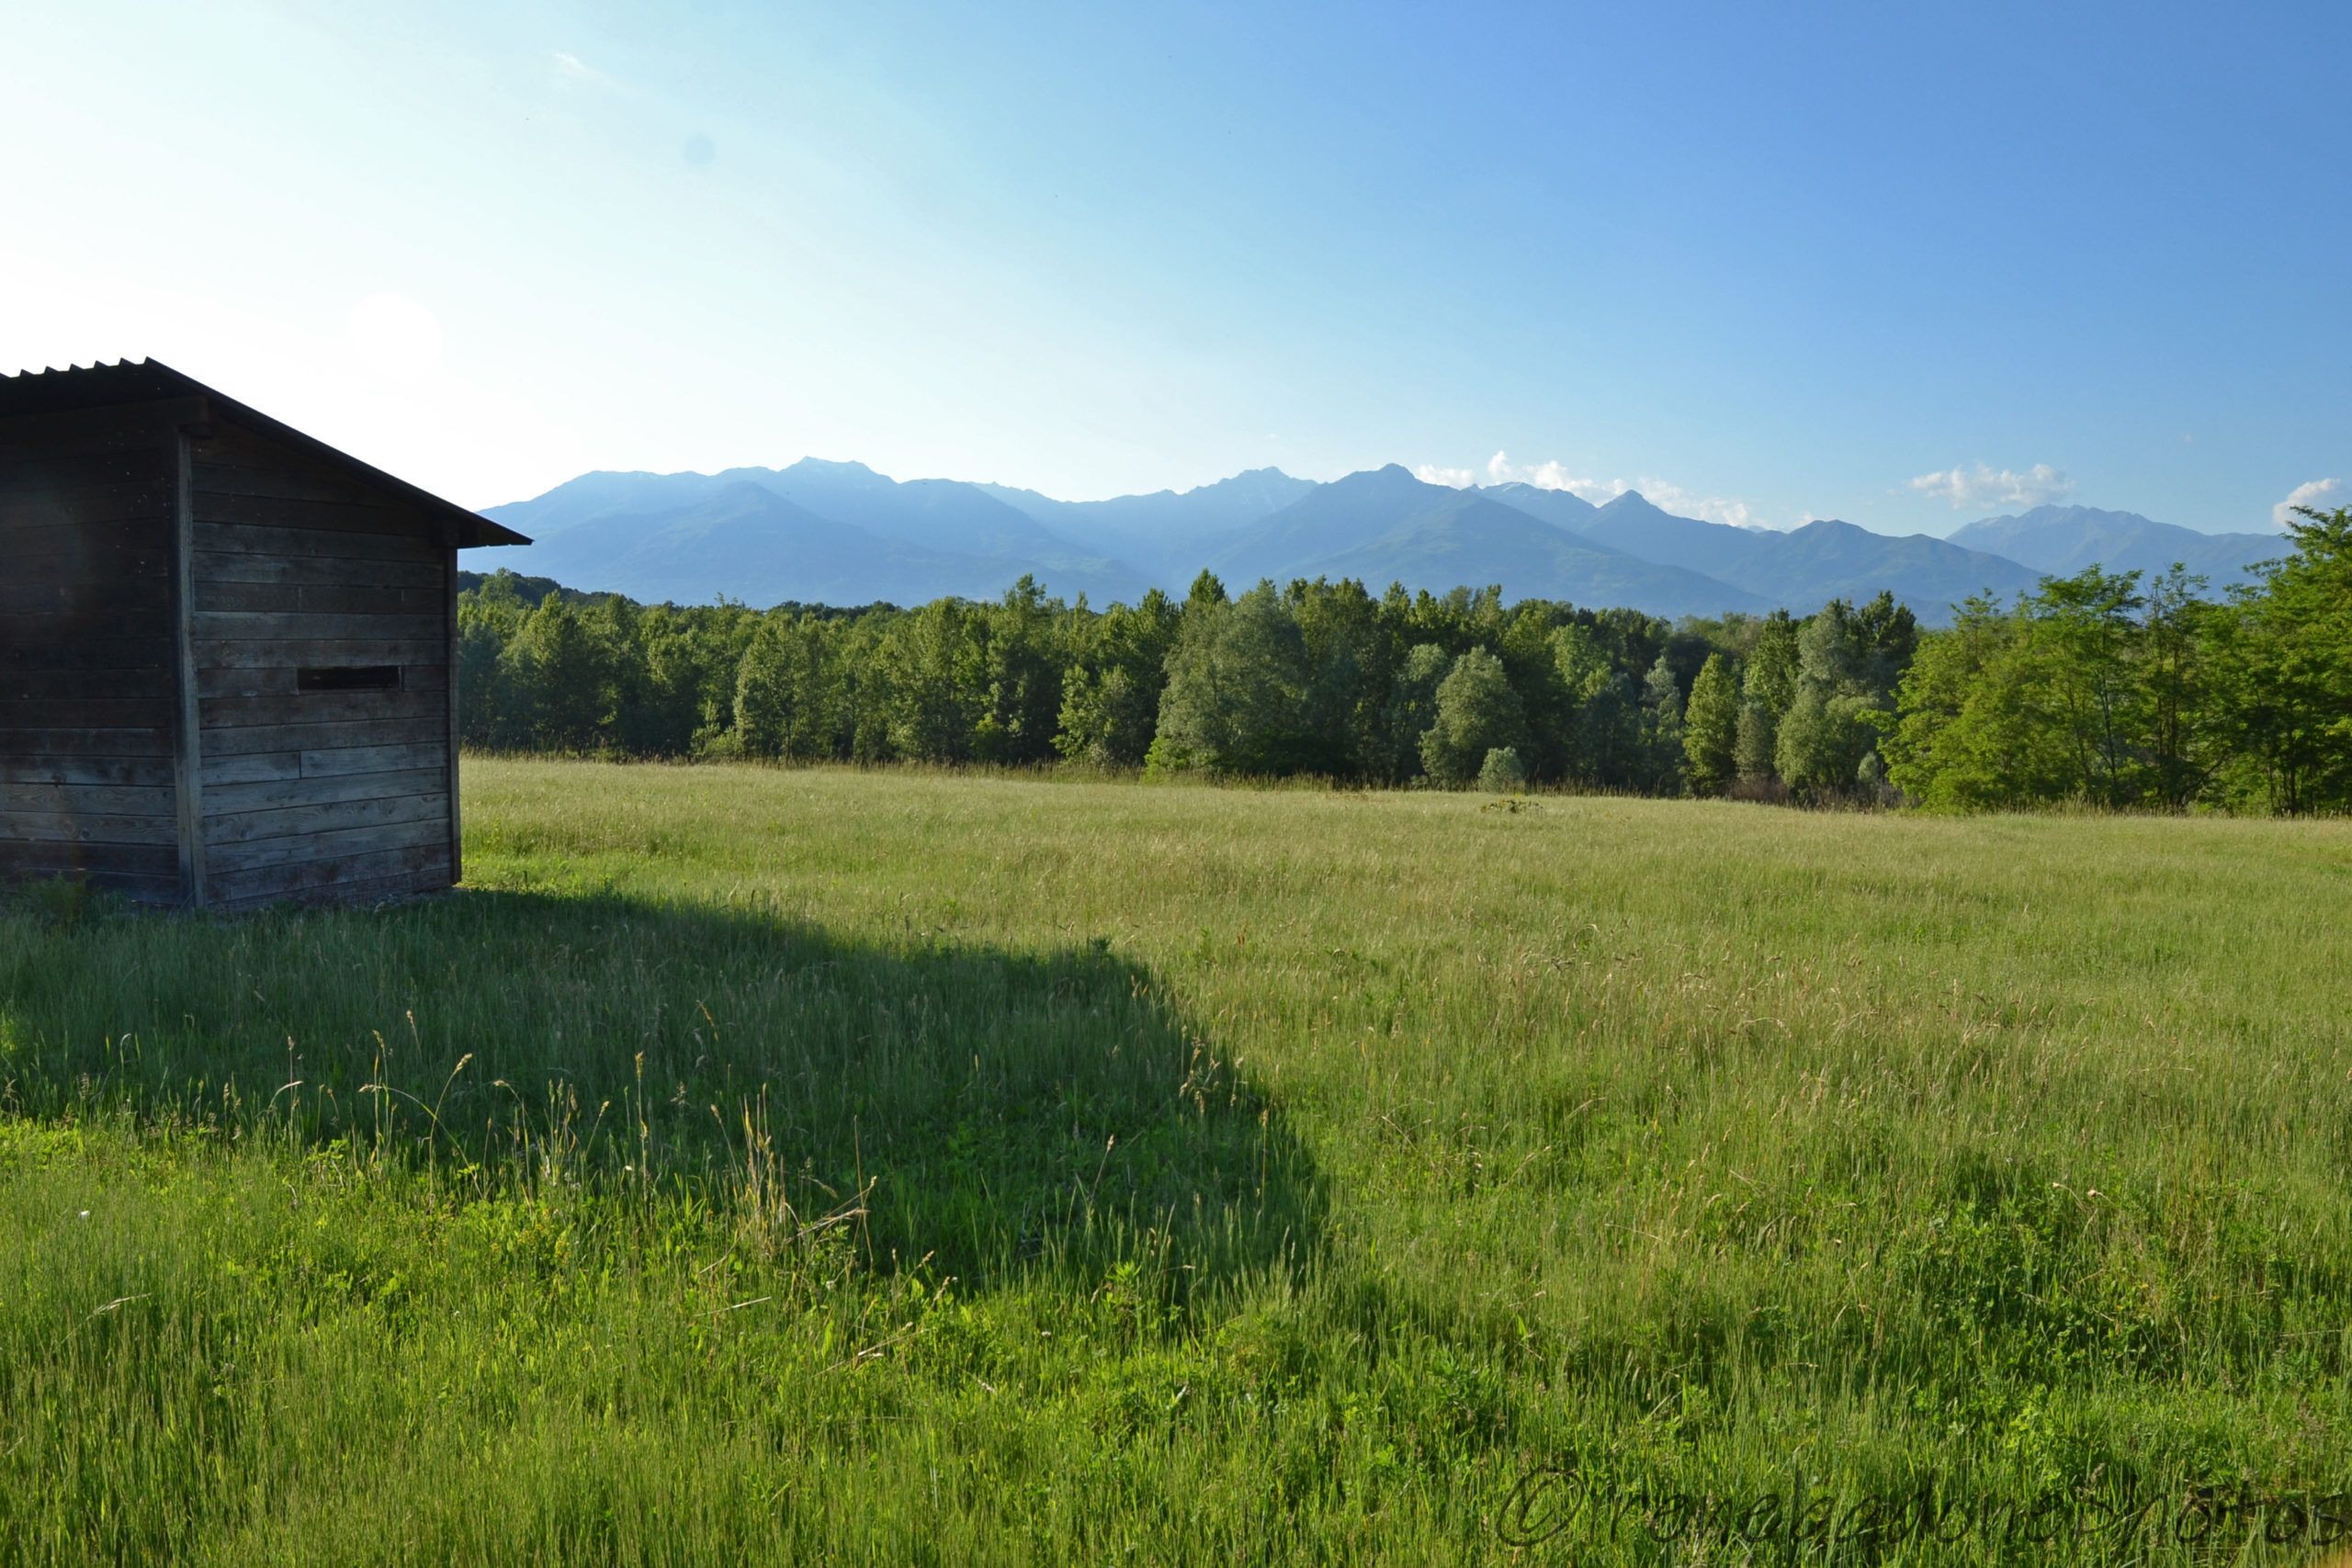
1415,463,1475,488
2275,477,2343,528
1526,462,1600,495
1632,478,1766,530
1443,450,1781,527
1906,461,2075,511
1484,450,1612,501
552,51,618,88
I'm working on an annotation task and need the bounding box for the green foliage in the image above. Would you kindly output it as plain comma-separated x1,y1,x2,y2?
1639,652,1687,795
1381,643,1453,784
1419,647,1524,788
1737,607,1802,784
1148,583,1313,776
1682,651,1740,795
1883,521,2352,814
2205,506,2352,812
457,515,2352,816
1057,591,1179,768
1475,745,1528,793
1764,596,1911,802
736,614,839,761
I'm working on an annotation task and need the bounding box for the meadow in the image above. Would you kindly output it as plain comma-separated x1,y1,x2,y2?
5,758,2351,1562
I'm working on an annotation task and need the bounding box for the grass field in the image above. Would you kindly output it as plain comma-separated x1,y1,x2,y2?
6,759,2352,1562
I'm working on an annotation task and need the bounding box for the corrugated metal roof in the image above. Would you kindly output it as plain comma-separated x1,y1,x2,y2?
0,358,529,548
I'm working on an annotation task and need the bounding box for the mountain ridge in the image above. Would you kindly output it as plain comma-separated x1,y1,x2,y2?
1946,504,2284,588
482,462,2277,624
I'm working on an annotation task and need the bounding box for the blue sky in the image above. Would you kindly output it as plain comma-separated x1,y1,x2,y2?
3,1,2344,533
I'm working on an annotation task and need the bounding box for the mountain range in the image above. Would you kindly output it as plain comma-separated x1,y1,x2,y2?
482,463,2288,626
1945,505,2286,587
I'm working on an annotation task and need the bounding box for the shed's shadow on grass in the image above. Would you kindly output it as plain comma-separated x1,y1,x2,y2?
0,886,1321,1296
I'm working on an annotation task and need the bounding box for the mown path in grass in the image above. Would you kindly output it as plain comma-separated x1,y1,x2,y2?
5,760,2350,1562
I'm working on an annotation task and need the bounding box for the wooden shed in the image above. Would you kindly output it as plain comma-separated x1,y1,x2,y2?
0,359,528,910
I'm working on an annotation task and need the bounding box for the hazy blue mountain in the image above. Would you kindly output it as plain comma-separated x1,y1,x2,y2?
484,456,2191,626
1209,467,1762,617
1567,491,1779,577
1476,481,1599,531
1542,491,2037,620
1729,519,2042,616
1947,504,2284,588
1208,465,1442,576
488,469,740,538
514,481,1019,606
760,458,1093,563
980,467,1318,582
485,461,1149,605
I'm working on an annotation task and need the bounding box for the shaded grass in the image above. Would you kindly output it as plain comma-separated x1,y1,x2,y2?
4,758,2351,1562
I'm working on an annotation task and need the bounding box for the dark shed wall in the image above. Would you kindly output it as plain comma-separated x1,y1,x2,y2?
0,408,185,900
191,423,456,909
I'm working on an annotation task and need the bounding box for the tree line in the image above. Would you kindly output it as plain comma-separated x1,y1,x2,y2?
456,504,2351,812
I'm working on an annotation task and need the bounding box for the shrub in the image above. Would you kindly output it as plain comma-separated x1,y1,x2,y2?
1476,746,1529,794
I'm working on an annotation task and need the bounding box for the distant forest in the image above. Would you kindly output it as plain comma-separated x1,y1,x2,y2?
456,505,2352,814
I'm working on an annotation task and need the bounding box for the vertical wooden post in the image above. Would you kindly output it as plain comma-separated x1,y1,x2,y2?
447,543,462,886
169,425,207,908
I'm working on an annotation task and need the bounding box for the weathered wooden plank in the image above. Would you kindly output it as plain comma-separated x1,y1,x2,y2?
193,490,418,532
0,864,184,902
171,427,204,909
0,493,171,533
0,781,176,816
211,863,451,911
0,399,193,451
193,521,437,563
14,547,173,586
0,698,175,729
191,637,446,671
192,429,371,489
200,689,442,728
0,727,173,758
194,611,443,642
0,840,178,878
206,817,448,874
203,767,449,814
6,513,167,545
0,669,173,703
197,580,447,615
192,443,408,505
198,742,447,785
205,791,449,846
195,719,444,759
193,550,445,589
444,547,461,884
0,756,176,787
0,809,181,846
208,842,451,904
302,741,447,778
5,517,174,557
0,580,170,616
200,750,300,786
0,449,173,490
198,664,447,699
0,638,174,674
1,614,177,654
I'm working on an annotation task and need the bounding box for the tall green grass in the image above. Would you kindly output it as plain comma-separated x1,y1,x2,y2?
4,759,2350,1562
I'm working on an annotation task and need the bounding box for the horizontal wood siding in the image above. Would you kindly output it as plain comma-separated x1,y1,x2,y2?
0,410,183,900
191,424,457,908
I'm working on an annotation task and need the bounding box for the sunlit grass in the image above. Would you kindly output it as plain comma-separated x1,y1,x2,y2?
4,758,2349,1562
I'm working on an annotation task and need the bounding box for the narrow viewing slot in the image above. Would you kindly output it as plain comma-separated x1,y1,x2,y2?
298,665,401,693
